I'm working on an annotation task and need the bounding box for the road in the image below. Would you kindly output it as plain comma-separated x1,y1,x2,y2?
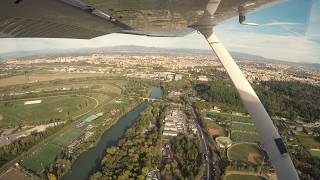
190,102,212,180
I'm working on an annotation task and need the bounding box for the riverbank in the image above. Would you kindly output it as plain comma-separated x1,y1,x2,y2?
69,99,143,161
61,86,163,180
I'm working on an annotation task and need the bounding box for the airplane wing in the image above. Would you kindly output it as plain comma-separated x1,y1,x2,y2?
0,0,129,39
0,0,277,39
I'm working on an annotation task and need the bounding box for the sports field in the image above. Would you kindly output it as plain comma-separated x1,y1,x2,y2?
203,118,225,136
21,143,64,174
225,174,266,180
231,132,261,142
52,128,84,147
205,112,252,123
310,150,320,158
0,95,97,127
296,135,320,149
228,143,264,164
231,123,256,132
204,112,260,142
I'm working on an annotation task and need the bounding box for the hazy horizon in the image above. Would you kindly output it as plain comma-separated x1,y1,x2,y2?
0,0,319,63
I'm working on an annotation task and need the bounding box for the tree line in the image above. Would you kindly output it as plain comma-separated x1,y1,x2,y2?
90,103,166,180
194,80,320,122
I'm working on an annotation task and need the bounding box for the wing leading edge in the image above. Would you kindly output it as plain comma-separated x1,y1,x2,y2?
0,0,128,39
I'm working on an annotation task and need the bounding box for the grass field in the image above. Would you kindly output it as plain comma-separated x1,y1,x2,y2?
205,112,252,123
0,95,96,127
52,128,84,147
21,143,63,174
203,118,225,136
231,123,256,132
0,72,104,87
296,135,320,149
228,143,264,164
225,174,266,180
310,150,320,158
231,132,261,142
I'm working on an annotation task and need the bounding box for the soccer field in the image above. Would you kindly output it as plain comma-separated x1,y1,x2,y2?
21,143,63,174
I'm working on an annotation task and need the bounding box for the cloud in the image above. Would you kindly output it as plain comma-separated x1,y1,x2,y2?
215,30,320,63
259,22,302,27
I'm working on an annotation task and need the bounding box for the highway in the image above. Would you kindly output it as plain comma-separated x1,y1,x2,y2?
190,102,212,180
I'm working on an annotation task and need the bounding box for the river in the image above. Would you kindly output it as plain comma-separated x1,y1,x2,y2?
62,86,163,180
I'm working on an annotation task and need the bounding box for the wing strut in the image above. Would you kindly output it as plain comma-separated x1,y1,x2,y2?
198,30,299,180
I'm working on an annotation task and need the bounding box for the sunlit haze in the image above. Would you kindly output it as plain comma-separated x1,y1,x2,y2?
0,0,319,63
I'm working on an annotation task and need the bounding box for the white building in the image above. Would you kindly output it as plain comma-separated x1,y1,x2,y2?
24,100,42,105
198,75,209,81
175,74,183,81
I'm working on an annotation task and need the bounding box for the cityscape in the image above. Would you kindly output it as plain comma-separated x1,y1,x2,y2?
0,52,319,180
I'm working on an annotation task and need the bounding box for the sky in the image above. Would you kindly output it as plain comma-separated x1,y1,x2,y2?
0,0,319,63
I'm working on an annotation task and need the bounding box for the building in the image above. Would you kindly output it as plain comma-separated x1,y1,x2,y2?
174,74,183,81
24,100,42,105
198,75,208,81
84,112,104,123
162,110,187,137
163,130,178,136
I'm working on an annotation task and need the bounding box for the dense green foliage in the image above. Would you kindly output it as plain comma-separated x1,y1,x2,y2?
161,135,204,180
291,145,320,179
257,81,320,122
195,80,320,122
194,82,244,112
90,103,166,180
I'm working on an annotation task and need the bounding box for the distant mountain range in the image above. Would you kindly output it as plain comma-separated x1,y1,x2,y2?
0,46,212,59
1,45,319,70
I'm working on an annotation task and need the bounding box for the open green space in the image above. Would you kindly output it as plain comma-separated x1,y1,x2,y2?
203,117,225,136
0,95,96,127
205,112,252,123
231,132,261,142
310,150,320,158
21,143,63,174
231,123,256,132
228,143,264,164
297,135,320,149
225,174,266,180
52,128,84,147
